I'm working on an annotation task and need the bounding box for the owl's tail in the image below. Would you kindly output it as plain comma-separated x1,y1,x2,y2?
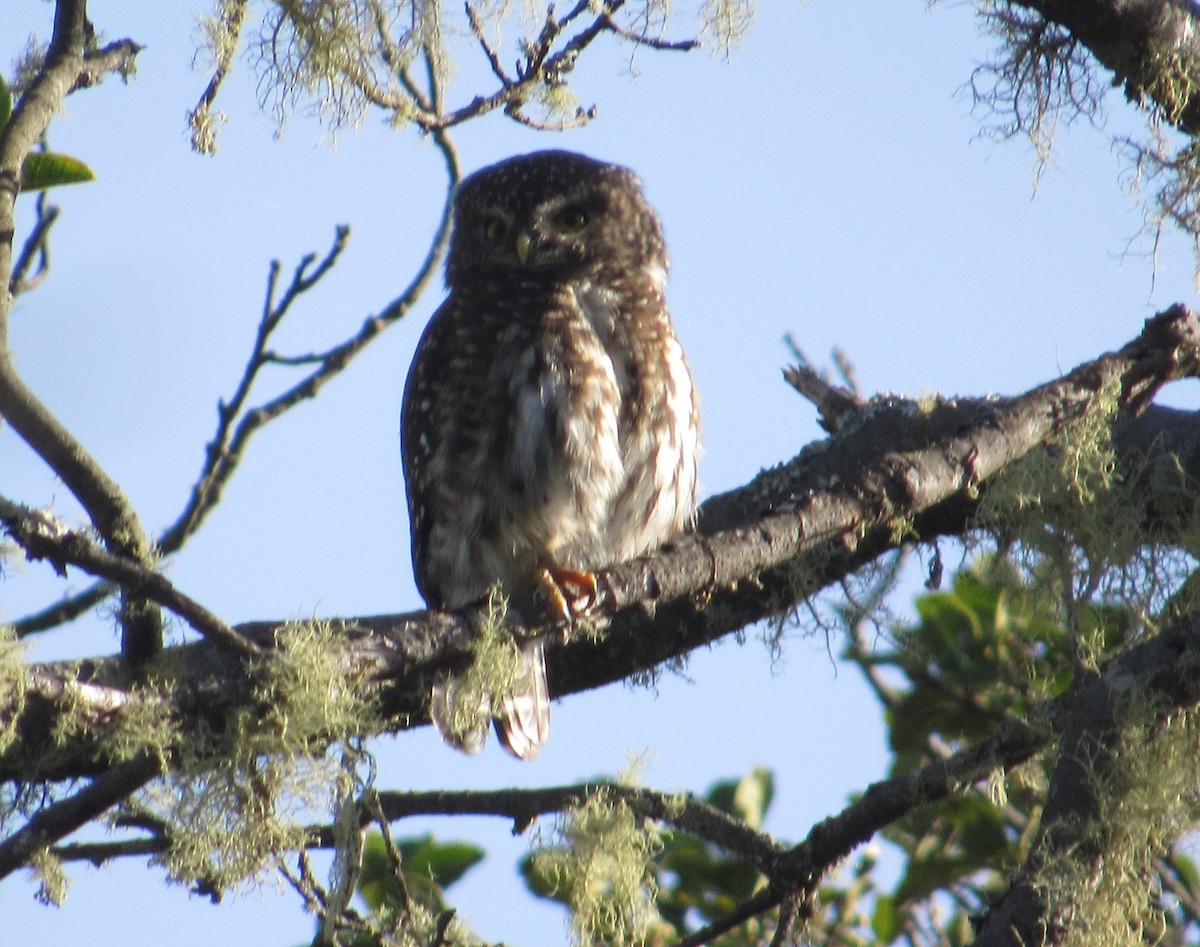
497,641,550,760
429,641,550,760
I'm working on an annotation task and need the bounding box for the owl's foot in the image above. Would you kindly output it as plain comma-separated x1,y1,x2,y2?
537,566,598,623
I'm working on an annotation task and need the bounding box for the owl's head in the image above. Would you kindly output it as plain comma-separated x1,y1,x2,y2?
445,150,667,285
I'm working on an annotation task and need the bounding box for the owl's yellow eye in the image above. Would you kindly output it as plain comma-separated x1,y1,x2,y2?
554,207,589,232
483,216,507,242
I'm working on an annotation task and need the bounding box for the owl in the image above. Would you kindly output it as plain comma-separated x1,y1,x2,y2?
401,150,700,760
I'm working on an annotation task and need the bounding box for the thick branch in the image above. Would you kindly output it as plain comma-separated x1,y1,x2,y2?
1018,0,1200,133
6,306,1200,785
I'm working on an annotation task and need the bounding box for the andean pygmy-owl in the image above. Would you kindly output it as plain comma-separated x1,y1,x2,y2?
401,150,700,760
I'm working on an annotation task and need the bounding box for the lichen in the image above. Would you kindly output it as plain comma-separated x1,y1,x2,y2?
699,0,755,56
0,626,26,757
251,619,379,755
135,620,380,896
435,587,526,747
28,847,69,907
1034,704,1200,946
530,783,663,945
142,753,318,895
103,680,181,771
975,376,1146,593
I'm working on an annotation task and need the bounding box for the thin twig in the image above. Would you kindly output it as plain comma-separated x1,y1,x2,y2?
53,836,167,865
367,789,414,914
464,1,510,83
600,12,700,51
0,496,262,658
159,141,454,557
504,103,595,131
0,754,161,882
11,578,114,636
9,191,59,295
676,887,782,947
157,227,351,553
14,135,458,638
280,850,326,915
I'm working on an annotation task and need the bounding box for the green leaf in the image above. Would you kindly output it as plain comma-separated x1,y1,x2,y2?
520,851,566,902
872,894,900,941
0,75,11,132
1169,852,1200,899
400,836,485,888
20,152,95,191
706,767,775,828
357,832,483,915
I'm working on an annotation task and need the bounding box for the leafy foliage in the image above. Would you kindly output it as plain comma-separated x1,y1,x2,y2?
837,561,1200,944
355,562,1200,946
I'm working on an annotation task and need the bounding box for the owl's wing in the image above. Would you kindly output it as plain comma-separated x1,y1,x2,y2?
401,293,509,606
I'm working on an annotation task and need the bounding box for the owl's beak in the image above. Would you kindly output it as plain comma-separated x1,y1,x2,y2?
515,231,532,266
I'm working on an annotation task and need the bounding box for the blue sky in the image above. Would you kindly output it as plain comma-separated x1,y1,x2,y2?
4,1,1199,944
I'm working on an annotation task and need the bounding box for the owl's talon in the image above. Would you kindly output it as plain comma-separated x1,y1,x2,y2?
538,566,598,623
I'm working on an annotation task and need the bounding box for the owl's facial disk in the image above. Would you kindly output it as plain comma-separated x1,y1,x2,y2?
472,198,598,276
445,151,666,288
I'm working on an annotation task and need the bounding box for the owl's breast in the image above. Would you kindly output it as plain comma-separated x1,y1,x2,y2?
495,287,626,569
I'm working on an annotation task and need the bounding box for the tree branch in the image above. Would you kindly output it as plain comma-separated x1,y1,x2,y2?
0,754,160,882
12,131,461,639
6,306,1200,786
0,496,263,659
8,191,58,296
366,783,783,869
1014,0,1200,134
0,1,161,665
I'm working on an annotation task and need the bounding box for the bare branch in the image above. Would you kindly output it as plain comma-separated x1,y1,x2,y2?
0,0,161,666
782,360,866,434
13,133,460,638
464,1,510,84
157,226,352,552
504,102,595,131
11,580,114,637
156,134,458,558
76,38,141,90
368,783,782,869
599,12,701,51
8,191,59,296
0,754,161,882
0,496,264,659
53,836,166,866
676,886,781,947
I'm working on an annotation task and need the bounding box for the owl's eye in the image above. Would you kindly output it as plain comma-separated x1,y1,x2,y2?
483,216,507,242
553,207,590,232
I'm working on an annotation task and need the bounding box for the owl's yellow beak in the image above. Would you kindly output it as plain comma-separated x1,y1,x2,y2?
515,231,532,266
